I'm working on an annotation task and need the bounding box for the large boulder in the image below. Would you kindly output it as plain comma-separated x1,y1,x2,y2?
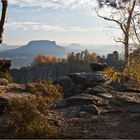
54,76,75,89
68,72,107,87
90,63,107,72
55,72,108,98
54,76,85,97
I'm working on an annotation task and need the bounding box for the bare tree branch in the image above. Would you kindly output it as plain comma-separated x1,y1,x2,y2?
114,38,125,44
131,18,140,44
96,10,126,35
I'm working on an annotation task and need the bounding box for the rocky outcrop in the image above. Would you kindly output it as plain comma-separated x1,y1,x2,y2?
68,72,106,85
55,72,107,98
53,71,140,139
0,59,11,73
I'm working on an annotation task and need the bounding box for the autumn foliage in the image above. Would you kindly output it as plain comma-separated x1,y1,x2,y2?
32,50,97,66
32,54,67,66
67,50,97,63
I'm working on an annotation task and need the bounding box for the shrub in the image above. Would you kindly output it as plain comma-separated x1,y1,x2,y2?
123,62,140,86
26,80,63,100
26,82,36,93
104,63,140,87
104,67,120,82
6,96,59,139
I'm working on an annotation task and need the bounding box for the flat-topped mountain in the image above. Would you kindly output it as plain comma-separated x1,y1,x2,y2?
0,40,66,68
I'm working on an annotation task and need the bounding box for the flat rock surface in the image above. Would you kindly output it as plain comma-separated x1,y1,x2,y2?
48,106,140,139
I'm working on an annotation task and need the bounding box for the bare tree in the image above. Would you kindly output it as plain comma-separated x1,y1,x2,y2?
97,0,140,66
0,0,8,44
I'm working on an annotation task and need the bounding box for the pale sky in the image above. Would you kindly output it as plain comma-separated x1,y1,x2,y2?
3,0,117,45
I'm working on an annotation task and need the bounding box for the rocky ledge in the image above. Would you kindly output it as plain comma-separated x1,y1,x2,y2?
53,71,140,138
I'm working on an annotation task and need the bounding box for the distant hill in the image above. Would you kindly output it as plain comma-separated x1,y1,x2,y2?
0,43,20,52
0,40,66,68
65,43,123,56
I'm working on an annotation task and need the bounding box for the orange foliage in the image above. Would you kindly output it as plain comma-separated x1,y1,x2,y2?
32,54,62,65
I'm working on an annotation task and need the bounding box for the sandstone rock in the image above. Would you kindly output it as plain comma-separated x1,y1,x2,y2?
80,104,100,115
84,86,114,100
55,72,108,98
108,81,126,91
90,63,107,72
103,84,114,91
66,84,86,98
54,76,75,89
124,87,140,93
66,93,109,107
0,78,9,86
98,92,114,99
85,86,108,95
114,92,140,105
0,98,9,115
54,76,87,98
68,72,106,87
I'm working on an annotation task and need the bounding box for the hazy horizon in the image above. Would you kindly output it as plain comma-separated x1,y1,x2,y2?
0,39,123,57
2,40,116,46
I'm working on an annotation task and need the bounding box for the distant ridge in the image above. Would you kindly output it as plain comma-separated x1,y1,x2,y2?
65,43,123,55
0,40,66,68
0,43,20,52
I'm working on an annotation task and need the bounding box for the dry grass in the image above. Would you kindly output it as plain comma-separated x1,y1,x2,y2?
4,96,59,139
26,80,63,100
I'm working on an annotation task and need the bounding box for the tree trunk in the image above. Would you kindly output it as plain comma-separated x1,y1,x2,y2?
0,0,8,44
124,35,129,66
124,0,136,66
